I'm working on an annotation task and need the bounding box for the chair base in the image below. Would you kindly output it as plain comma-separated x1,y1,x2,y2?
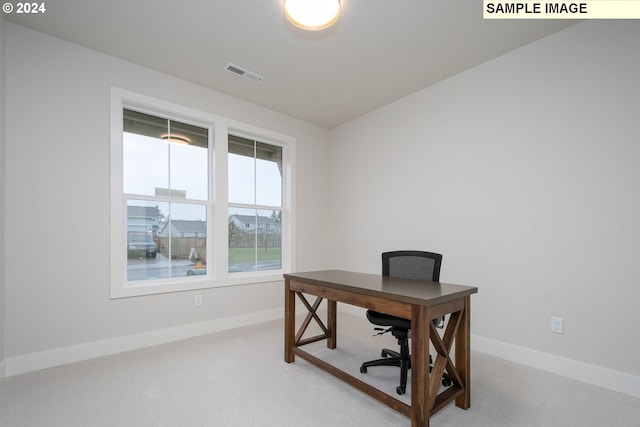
360,345,411,395
359,348,410,370
360,350,452,395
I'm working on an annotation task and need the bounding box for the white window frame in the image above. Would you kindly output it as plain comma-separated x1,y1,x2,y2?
110,87,295,298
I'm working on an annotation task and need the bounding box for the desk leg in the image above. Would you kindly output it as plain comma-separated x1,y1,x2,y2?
455,296,471,409
327,300,337,349
411,304,430,427
284,278,295,363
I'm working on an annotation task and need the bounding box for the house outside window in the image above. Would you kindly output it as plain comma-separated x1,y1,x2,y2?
110,88,295,298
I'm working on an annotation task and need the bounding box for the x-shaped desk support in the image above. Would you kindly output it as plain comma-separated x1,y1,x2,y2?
293,292,336,348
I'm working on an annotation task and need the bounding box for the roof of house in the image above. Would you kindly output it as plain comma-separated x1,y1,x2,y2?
230,214,277,225
168,220,206,234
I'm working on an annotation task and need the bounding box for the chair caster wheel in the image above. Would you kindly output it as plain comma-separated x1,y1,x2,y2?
360,366,367,374
396,386,406,395
442,376,452,387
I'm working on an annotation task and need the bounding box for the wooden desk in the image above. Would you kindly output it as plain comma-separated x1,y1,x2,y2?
284,270,478,427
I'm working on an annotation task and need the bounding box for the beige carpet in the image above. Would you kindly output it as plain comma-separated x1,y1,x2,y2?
1,312,639,426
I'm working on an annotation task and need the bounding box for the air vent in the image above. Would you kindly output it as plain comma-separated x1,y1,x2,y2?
224,63,264,83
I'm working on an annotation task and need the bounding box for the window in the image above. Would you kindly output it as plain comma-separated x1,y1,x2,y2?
228,135,283,273
123,109,209,282
110,88,294,298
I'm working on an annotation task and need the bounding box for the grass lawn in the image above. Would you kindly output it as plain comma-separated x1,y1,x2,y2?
229,247,281,263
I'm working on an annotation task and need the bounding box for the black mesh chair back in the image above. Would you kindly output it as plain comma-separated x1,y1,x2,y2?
383,251,441,282
360,250,444,395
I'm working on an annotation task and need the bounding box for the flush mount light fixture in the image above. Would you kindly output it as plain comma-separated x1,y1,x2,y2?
284,0,341,31
162,135,190,145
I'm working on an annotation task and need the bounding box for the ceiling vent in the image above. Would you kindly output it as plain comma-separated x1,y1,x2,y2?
224,63,264,83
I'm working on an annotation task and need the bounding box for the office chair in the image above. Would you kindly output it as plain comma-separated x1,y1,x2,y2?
359,250,450,395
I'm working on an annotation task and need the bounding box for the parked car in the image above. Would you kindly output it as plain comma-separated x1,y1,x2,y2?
127,233,157,258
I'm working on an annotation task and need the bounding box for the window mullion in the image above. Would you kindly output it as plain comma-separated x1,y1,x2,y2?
167,119,171,196
253,141,258,269
214,124,230,277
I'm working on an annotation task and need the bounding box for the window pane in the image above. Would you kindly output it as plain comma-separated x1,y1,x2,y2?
127,199,207,281
168,120,208,201
123,110,209,200
228,207,256,272
256,142,282,207
123,110,169,196
126,199,166,281
229,136,282,207
228,135,255,204
228,207,281,273
256,208,282,271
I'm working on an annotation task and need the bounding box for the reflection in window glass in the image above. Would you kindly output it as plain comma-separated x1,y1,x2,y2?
123,109,208,200
256,141,282,207
228,135,282,206
123,132,168,196
169,121,208,201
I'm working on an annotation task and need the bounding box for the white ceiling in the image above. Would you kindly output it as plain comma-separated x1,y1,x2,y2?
7,0,578,128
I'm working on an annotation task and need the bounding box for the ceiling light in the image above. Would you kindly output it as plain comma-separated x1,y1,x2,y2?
284,0,341,31
162,135,190,145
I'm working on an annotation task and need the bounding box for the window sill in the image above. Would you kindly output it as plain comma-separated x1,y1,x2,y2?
110,272,285,299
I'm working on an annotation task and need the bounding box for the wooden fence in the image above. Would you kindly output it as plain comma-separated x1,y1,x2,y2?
157,237,207,263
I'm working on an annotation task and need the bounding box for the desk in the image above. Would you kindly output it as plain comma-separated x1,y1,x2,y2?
284,270,478,427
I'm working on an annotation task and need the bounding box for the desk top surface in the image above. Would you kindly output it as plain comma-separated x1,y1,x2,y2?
284,270,477,307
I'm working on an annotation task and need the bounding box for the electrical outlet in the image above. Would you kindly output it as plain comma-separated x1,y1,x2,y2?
194,295,203,307
551,317,563,334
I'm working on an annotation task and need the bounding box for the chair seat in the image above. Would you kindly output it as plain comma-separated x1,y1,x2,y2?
366,310,410,330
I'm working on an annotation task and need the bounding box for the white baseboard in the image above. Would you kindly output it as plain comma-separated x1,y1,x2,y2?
472,335,640,399
337,305,640,399
5,307,284,378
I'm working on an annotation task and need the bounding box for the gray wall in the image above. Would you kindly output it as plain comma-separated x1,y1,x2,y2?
4,23,330,360
329,21,640,378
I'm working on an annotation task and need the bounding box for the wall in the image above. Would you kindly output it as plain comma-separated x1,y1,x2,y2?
0,15,6,377
329,21,640,395
4,23,330,371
